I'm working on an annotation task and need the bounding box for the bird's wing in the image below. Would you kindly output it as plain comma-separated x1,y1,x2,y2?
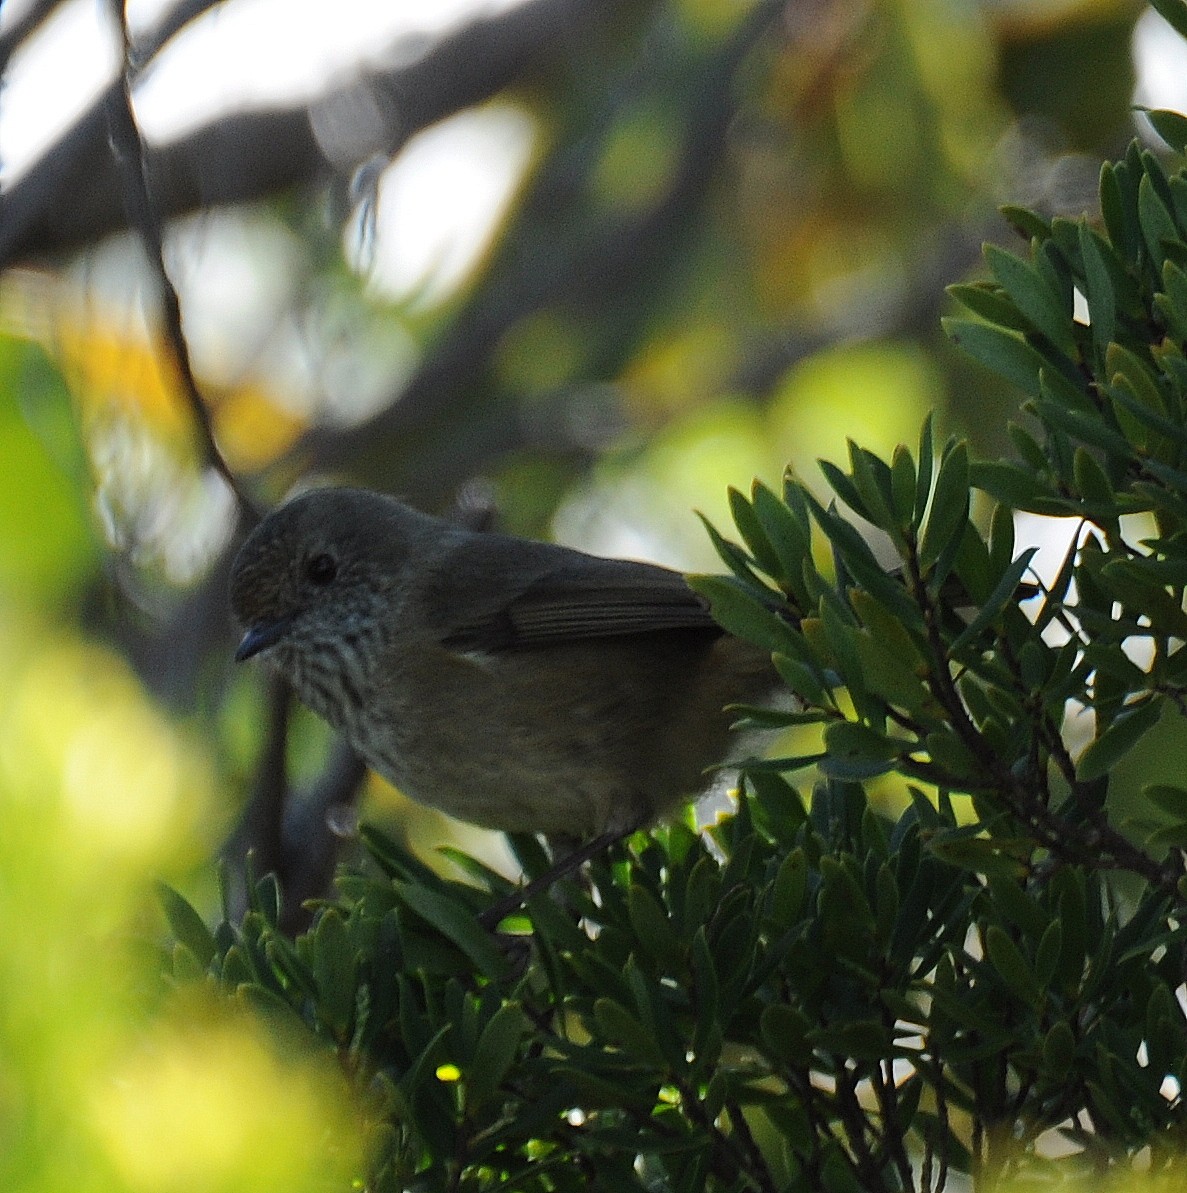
436,545,720,652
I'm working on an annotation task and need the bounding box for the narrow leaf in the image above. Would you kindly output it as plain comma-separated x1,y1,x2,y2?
1077,699,1163,782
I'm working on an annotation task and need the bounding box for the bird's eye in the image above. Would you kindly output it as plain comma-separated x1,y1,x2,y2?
306,553,338,586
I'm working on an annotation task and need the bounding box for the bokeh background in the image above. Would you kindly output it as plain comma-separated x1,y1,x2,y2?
3,0,1187,1188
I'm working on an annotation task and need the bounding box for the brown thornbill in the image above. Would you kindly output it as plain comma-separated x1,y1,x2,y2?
230,487,776,919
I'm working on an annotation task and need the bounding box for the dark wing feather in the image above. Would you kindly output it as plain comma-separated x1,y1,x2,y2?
439,548,719,652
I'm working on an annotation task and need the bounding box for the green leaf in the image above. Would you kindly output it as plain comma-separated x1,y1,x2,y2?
1139,172,1184,262
950,548,1038,655
170,942,206,983
847,441,901,537
393,883,508,978
750,478,812,597
914,411,936,526
766,848,809,930
312,909,357,1036
1034,920,1063,989
1156,259,1187,342
1096,557,1187,637
592,998,665,1065
157,883,218,969
1107,342,1169,416
746,769,809,841
468,1004,528,1110
686,573,791,653
986,924,1041,1007
1149,0,1187,41
689,926,721,1058
890,443,917,528
1144,783,1187,817
1008,423,1048,473
850,584,924,643
771,651,829,707
628,884,680,967
1034,378,1134,461
942,317,1046,398
1148,821,1187,848
728,486,785,580
988,501,1015,582
819,458,874,524
1144,107,1187,154
806,496,919,622
1078,221,1116,352
1077,699,1163,782
810,1020,893,1063
854,630,931,717
1043,1020,1076,1078
1100,161,1138,265
759,1003,813,1066
1073,446,1115,507
925,730,983,783
1000,205,1051,241
985,242,1077,356
822,721,903,778
970,459,1052,511
947,282,1032,332
919,440,970,571
696,511,767,587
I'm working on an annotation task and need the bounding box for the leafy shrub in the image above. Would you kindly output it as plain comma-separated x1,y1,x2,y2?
164,111,1187,1191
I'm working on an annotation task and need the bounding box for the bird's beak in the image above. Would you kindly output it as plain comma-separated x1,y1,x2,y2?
235,616,294,662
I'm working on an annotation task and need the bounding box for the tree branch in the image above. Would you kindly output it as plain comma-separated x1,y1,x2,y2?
0,0,630,266
103,0,259,522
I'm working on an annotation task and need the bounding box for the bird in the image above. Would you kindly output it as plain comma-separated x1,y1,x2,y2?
229,487,777,911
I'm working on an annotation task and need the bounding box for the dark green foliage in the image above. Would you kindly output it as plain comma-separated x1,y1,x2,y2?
162,122,1187,1188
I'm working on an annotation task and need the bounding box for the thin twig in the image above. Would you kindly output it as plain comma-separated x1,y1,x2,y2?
102,0,260,526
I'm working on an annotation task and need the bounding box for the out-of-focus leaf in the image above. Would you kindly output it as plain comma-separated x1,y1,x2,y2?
311,910,357,1036
1144,783,1187,817
0,337,97,601
158,882,217,969
1149,0,1187,42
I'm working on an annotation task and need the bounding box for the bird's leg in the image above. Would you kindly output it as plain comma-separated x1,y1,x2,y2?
477,823,639,931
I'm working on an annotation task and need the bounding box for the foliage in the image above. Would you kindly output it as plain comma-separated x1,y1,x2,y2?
160,117,1187,1191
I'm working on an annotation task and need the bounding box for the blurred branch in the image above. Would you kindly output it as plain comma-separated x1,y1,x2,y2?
0,0,67,76
729,221,988,398
235,675,291,880
277,741,368,934
221,678,368,933
104,0,260,524
0,0,632,267
307,0,789,503
0,0,227,261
